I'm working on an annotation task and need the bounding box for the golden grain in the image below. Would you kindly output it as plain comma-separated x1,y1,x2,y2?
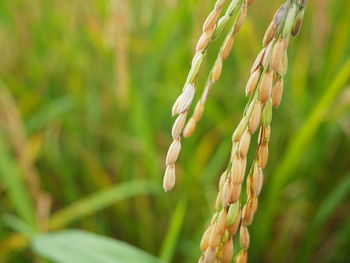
263,21,277,46
217,209,228,234
222,239,234,263
229,183,241,203
272,77,284,108
251,48,265,73
245,68,261,96
212,59,223,82
172,112,188,138
232,117,248,142
253,165,263,195
238,130,251,158
209,223,221,248
234,2,247,33
260,70,273,103
248,100,261,133
270,39,285,71
239,225,250,249
200,225,212,251
262,41,273,68
218,173,227,191
204,247,216,263
203,10,221,32
258,144,269,168
235,250,247,263
222,35,235,60
163,164,176,192
183,117,196,138
166,138,181,165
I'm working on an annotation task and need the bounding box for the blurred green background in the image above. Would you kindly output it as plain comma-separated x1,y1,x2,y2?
0,0,349,262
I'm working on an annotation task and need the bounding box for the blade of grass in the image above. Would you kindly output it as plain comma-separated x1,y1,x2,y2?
2,214,36,238
0,138,36,228
159,198,187,262
25,97,74,134
320,213,350,263
49,180,160,228
0,180,160,258
32,230,165,263
297,174,350,263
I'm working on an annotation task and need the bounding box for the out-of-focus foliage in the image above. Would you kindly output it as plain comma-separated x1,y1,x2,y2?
0,0,349,262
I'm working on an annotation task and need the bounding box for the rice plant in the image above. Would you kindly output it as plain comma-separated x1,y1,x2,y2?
0,0,349,263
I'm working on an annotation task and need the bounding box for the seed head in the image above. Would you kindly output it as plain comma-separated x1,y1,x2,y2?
231,157,245,184
277,51,288,76
221,181,231,207
172,112,187,138
189,53,204,83
253,165,264,195
172,93,183,116
222,34,234,60
163,164,176,192
262,41,273,68
166,138,181,165
222,238,234,263
204,247,216,263
274,4,286,27
196,30,215,53
270,39,285,71
232,117,248,142
292,10,304,36
260,71,273,103
251,48,265,73
283,4,297,38
217,209,227,234
259,125,271,145
179,83,195,113
212,59,223,82
239,130,251,158
229,183,241,204
219,171,227,190
249,100,261,133
183,117,196,138
263,21,277,46
215,192,221,211
193,101,205,120
227,202,240,226
200,225,212,252
261,99,272,127
272,77,284,108
214,0,228,10
258,144,269,168
245,69,261,96
203,10,220,32
209,223,221,248
242,195,258,225
239,225,250,250
227,207,241,235
235,3,247,33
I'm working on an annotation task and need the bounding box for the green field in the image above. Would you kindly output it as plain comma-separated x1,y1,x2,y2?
0,0,349,262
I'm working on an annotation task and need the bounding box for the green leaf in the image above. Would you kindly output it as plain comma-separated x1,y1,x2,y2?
297,175,350,263
2,214,36,238
159,198,187,262
25,97,74,134
49,180,160,228
0,137,36,228
32,230,165,263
